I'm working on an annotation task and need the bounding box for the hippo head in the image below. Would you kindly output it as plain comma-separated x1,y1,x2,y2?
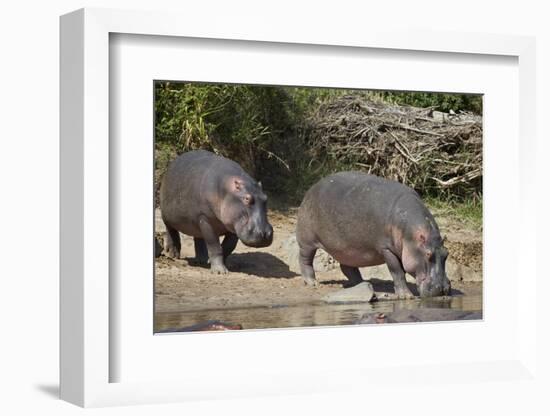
402,228,451,298
221,176,274,248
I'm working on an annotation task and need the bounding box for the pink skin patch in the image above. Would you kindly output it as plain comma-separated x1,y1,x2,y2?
414,229,428,245
402,227,431,278
228,176,245,192
401,244,418,275
218,176,246,232
220,176,255,236
387,224,404,254
227,176,253,205
220,175,272,248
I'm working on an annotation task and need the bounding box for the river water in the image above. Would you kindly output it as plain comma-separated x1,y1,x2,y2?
155,293,482,332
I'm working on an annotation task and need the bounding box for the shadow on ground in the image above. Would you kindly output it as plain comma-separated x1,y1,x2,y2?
227,252,299,278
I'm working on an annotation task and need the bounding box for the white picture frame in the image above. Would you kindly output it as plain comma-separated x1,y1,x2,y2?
60,7,538,408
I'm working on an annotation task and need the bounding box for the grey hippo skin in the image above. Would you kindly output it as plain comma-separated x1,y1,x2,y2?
160,150,273,274
356,309,482,324
296,171,451,298
157,320,243,333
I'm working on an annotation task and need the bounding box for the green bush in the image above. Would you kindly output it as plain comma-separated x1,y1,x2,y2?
369,91,482,114
154,82,482,205
155,82,295,176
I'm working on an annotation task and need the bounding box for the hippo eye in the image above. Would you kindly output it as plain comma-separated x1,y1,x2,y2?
425,250,433,260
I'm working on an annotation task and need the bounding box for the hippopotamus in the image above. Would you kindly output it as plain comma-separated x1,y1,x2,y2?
160,150,273,274
356,309,482,324
296,171,451,298
157,320,243,333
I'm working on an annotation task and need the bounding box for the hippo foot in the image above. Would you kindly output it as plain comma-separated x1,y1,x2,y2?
210,263,229,275
165,247,180,259
303,277,318,287
395,290,416,300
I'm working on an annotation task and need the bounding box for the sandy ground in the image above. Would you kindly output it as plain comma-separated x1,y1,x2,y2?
154,207,482,313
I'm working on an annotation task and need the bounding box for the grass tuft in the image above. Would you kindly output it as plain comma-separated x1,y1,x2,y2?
425,197,483,231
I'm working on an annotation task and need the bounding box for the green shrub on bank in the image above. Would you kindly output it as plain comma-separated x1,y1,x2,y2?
369,91,482,114
154,82,482,205
155,82,295,176
425,197,483,231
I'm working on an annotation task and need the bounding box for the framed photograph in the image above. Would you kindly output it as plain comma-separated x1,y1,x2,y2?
60,8,538,408
151,79,483,332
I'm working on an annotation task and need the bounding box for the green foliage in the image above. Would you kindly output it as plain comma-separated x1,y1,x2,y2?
425,197,483,231
155,82,295,175
368,91,482,114
154,82,482,205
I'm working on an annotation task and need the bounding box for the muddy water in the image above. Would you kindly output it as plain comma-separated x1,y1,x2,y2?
155,294,482,332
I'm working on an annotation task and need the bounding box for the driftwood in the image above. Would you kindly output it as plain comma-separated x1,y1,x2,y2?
304,94,482,198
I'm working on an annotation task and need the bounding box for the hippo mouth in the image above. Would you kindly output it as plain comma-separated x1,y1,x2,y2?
417,275,451,298
232,211,273,248
239,232,273,248
234,215,274,248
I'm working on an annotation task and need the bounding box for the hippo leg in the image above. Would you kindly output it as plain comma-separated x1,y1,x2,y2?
382,249,415,299
198,215,228,274
298,245,318,286
221,233,239,260
193,238,209,265
340,264,364,286
163,223,181,259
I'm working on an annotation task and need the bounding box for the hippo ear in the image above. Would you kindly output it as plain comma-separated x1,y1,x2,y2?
229,177,245,192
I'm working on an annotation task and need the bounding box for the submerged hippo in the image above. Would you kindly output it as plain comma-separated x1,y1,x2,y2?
160,150,273,274
157,320,243,333
356,309,482,324
296,172,451,298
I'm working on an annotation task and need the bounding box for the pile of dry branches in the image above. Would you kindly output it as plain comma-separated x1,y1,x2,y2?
304,94,482,198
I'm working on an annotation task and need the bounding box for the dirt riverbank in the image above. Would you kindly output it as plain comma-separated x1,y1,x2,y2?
154,207,482,314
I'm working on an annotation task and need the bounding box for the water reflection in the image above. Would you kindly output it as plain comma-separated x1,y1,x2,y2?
155,294,482,332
